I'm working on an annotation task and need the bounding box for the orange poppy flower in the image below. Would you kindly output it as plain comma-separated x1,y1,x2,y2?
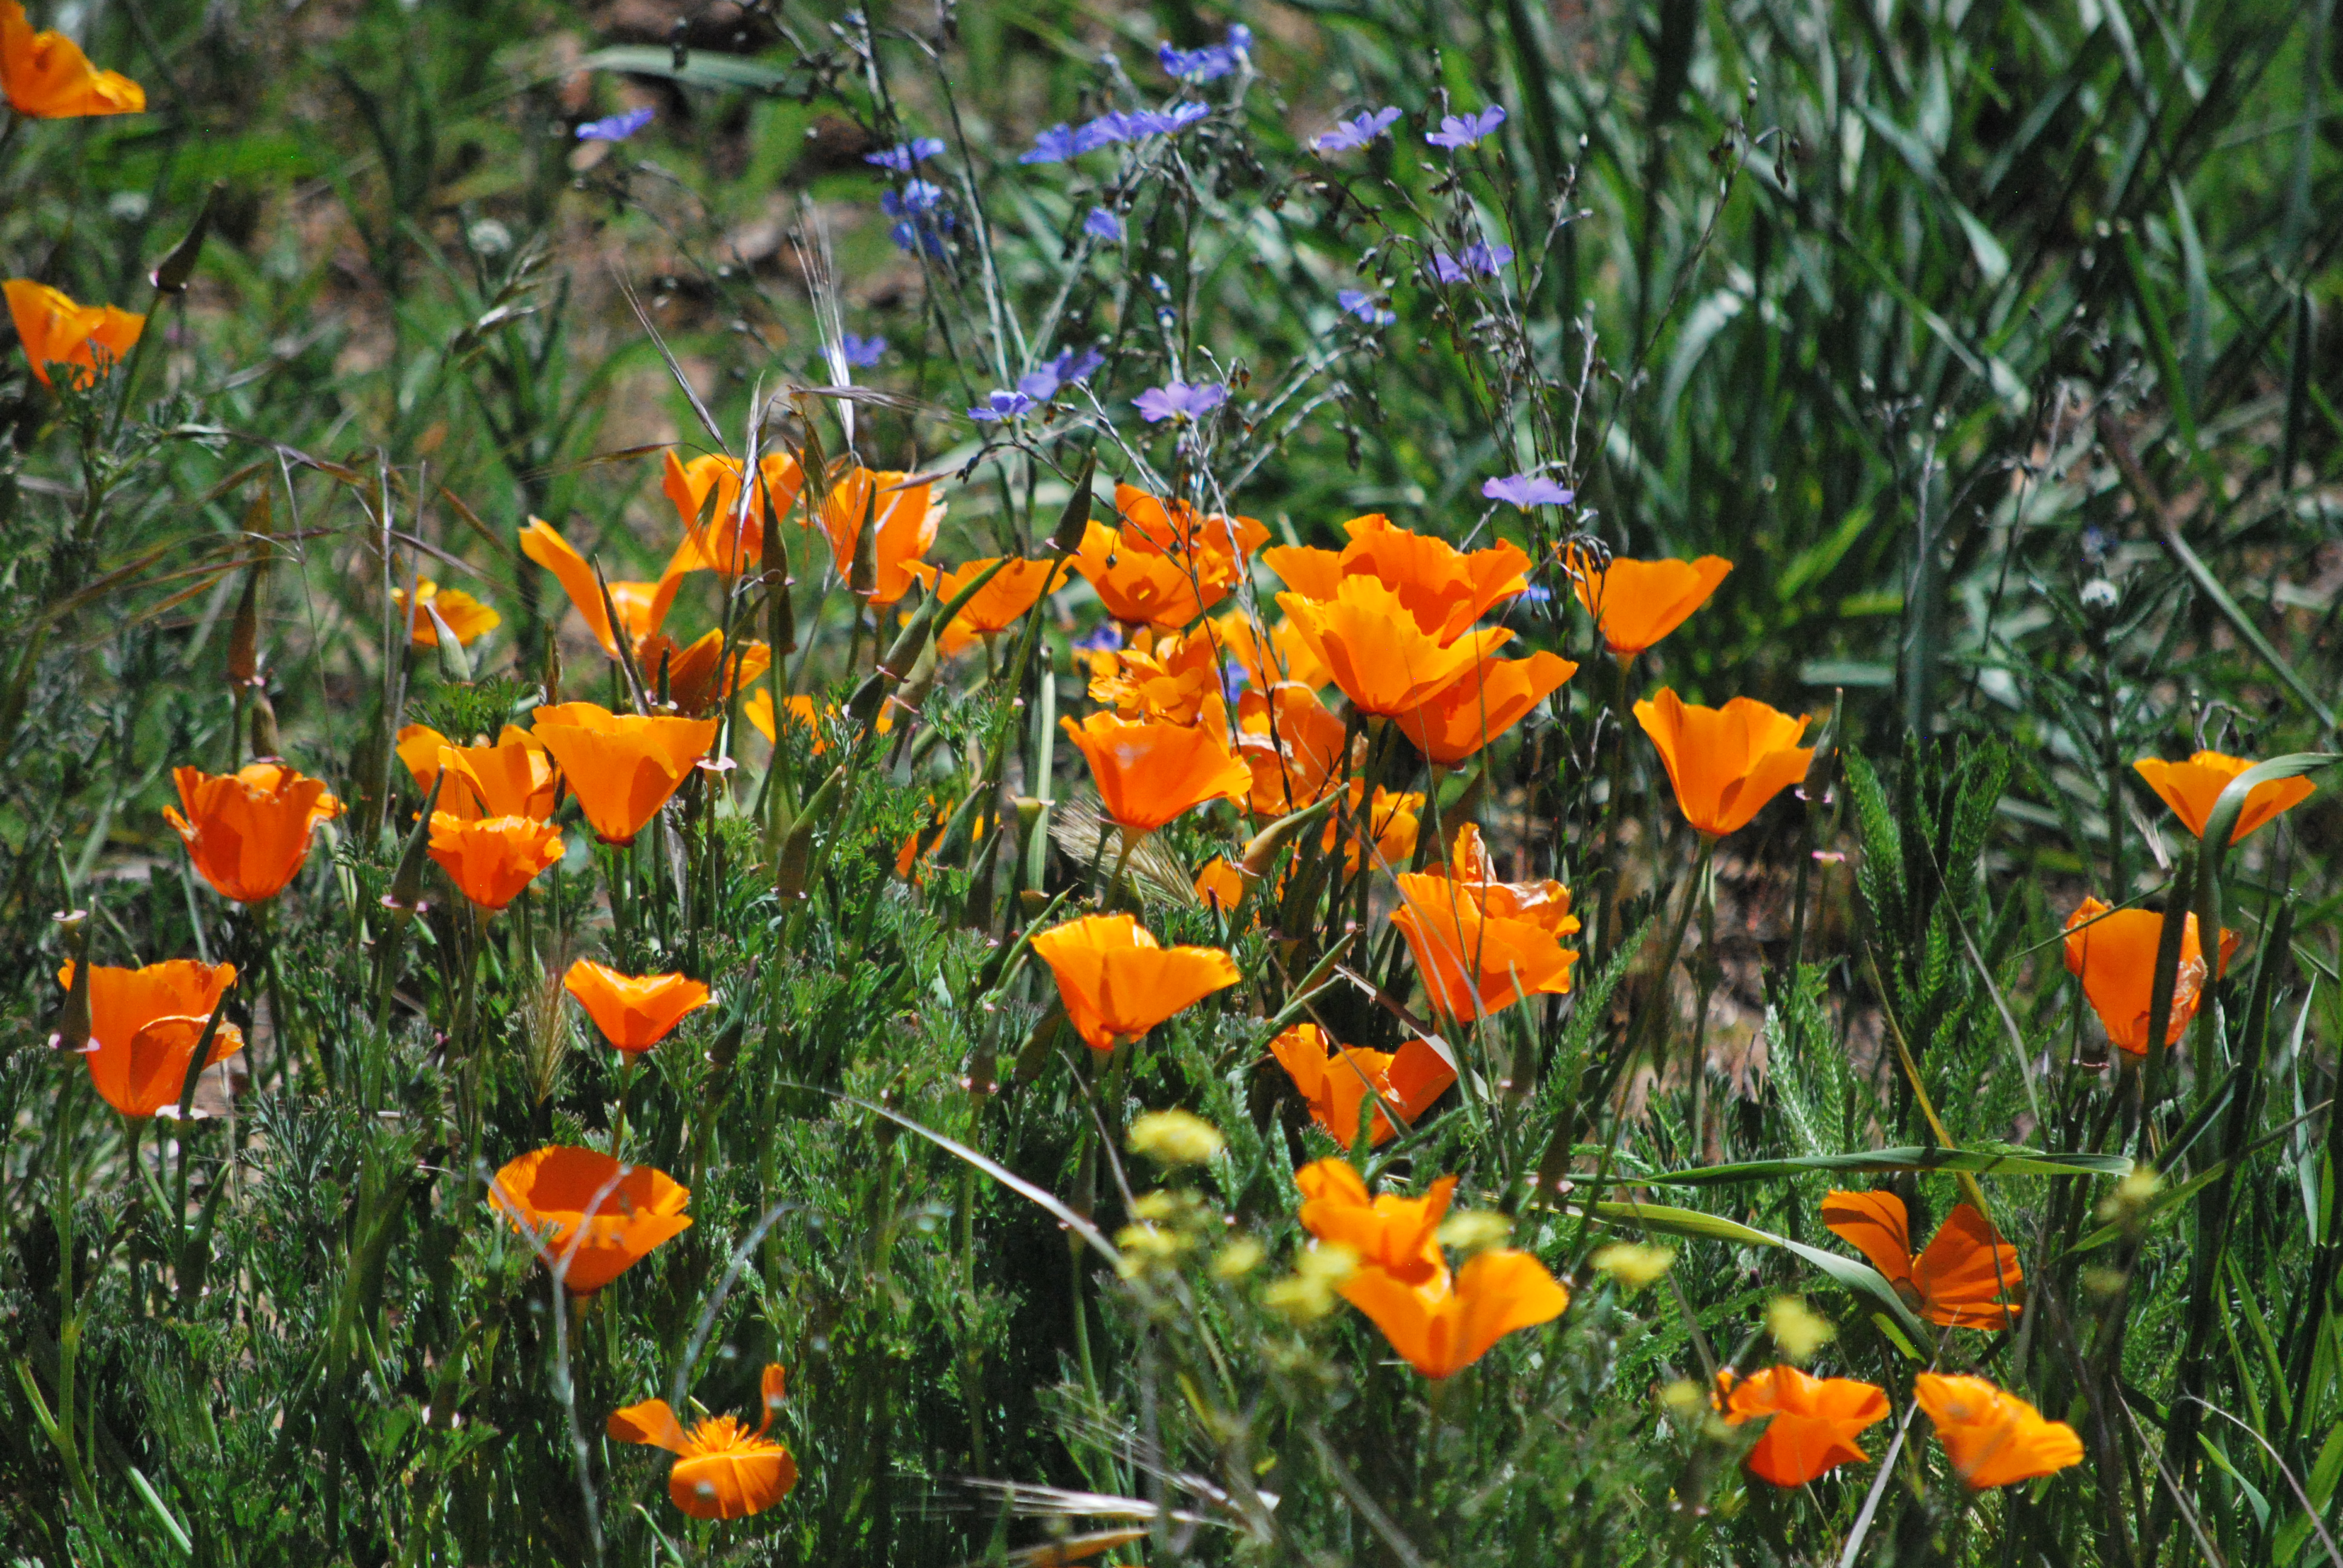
1211,609,1331,693
1271,1025,1455,1147
391,580,501,647
1294,1157,1455,1284
1394,650,1577,766
562,958,710,1053
1634,688,1814,838
662,449,804,575
165,762,343,904
0,4,143,117
744,690,830,751
1267,517,1532,646
1193,855,1245,913
1912,1373,2084,1489
1236,683,1351,816
1391,824,1580,1021
1820,1190,2022,1328
396,725,559,822
1071,520,1237,627
1060,711,1252,834
428,812,564,912
913,556,1071,656
1715,1365,1890,1487
530,702,716,844
633,629,771,717
1322,783,1423,874
488,1145,692,1293
1340,1247,1571,1379
5,279,143,389
1112,482,1268,565
1086,625,1224,725
609,1364,798,1520
56,959,244,1119
2134,751,2316,846
2061,897,2236,1056
1030,912,1240,1051
1278,577,1513,716
519,517,685,659
814,467,943,607
1566,552,1732,656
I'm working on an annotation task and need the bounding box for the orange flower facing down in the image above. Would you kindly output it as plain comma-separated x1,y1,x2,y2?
2134,751,2316,846
56,959,243,1119
5,279,143,389
2061,897,2236,1056
489,1145,691,1293
1278,577,1512,716
1912,1373,2083,1490
1820,1191,2022,1329
1112,482,1268,566
1294,1158,1454,1284
428,812,564,912
1567,552,1732,656
1391,825,1580,1021
1060,711,1251,834
1716,1366,1890,1488
392,580,501,647
1635,688,1814,838
519,517,685,659
165,763,343,904
531,702,716,844
1194,855,1245,913
1072,520,1237,627
663,449,804,575
635,629,772,717
1031,913,1240,1051
1394,650,1578,766
914,556,1071,655
816,467,944,607
0,4,143,117
610,1364,798,1520
563,958,710,1053
1271,1025,1455,1148
1340,1247,1571,1380
1236,683,1351,816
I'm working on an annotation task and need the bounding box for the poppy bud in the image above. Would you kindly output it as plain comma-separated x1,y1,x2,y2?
49,910,91,1052
248,688,281,760
775,765,845,900
226,566,262,687
1049,449,1096,555
761,487,796,654
427,601,474,684
1238,792,1341,881
384,771,446,923
151,181,226,295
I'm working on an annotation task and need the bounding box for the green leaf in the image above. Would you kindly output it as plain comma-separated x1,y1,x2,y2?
578,45,796,94
1638,1147,2133,1186
2201,754,2338,854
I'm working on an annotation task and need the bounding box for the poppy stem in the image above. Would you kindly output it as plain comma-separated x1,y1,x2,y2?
1101,826,1140,907
1687,850,1719,1158
1596,654,1635,967
611,1056,637,1158
1631,835,1714,1076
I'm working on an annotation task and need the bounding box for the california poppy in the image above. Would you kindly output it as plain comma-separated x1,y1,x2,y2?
1086,626,1223,725
0,4,143,117
1394,650,1577,766
488,1145,692,1293
1566,552,1732,657
1321,783,1423,875
1072,520,1237,627
1278,577,1513,716
634,629,771,716
1339,1247,1571,1379
1193,855,1245,913
1271,1025,1455,1147
563,958,710,1054
530,701,716,844
744,690,828,751
1294,1158,1455,1284
1912,1372,2084,1489
1715,1365,1890,1487
2134,750,2316,846
2061,897,2236,1055
1212,607,1331,693
520,517,685,659
1236,682,1351,816
609,1364,798,1520
1112,482,1268,565
662,449,803,575
1060,711,1252,834
814,467,943,607
1267,514,1531,646
433,727,560,821
165,762,343,904
1820,1190,2022,1328
56,959,243,1119
5,279,143,389
1635,688,1814,838
428,812,564,912
914,556,1070,655
1391,824,1580,1021
1030,912,1240,1051
392,580,501,647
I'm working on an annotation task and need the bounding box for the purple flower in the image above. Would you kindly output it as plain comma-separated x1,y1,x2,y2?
576,106,654,142
1158,25,1250,82
1516,583,1555,604
880,180,948,217
1481,474,1576,509
1431,240,1512,282
1084,206,1122,243
841,333,886,368
882,181,952,256
865,137,946,172
1337,289,1396,325
1020,123,1085,164
1425,104,1506,149
1072,621,1125,653
1312,106,1401,153
1221,659,1250,701
968,390,1038,423
1156,102,1211,133
1135,380,1227,423
1047,347,1106,385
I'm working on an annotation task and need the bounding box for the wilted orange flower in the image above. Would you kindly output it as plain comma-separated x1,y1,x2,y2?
428,812,563,912
913,556,1071,655
1715,1366,1889,1488
489,1145,691,1293
2062,897,2236,1056
1271,1026,1455,1147
609,1364,798,1520
531,702,716,844
1566,552,1732,656
1071,520,1237,627
1113,482,1268,565
165,763,342,904
1279,577,1513,716
56,959,244,1119
634,629,771,716
1267,515,1532,646
1060,711,1251,833
1236,683,1351,816
1635,688,1814,838
1821,1190,2022,1329
2134,751,2315,846
1912,1373,2083,1489
815,467,943,607
5,279,143,389
1394,650,1577,766
392,580,501,647
1294,1158,1454,1284
1391,825,1579,1021
1031,913,1240,1051
0,4,143,117
663,449,803,575
1211,608,1331,693
519,517,684,659
1322,783,1423,874
1193,855,1245,913
563,958,710,1054
1086,625,1223,725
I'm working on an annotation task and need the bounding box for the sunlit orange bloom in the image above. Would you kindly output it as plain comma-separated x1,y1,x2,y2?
1060,711,1251,834
0,4,143,117
1236,683,1351,816
663,449,804,575
428,812,563,912
1193,855,1245,913
1279,578,1513,716
1339,514,1533,643
56,959,243,1119
744,690,830,751
1566,552,1732,656
1071,520,1237,627
633,629,771,717
1322,783,1423,875
1912,1373,2084,1490
1113,482,1268,565
1031,912,1240,1051
531,702,716,844
814,467,944,607
912,556,1072,656
1271,1025,1455,1147
2134,751,2316,847
489,1145,691,1293
392,580,501,647
609,1364,797,1520
1211,608,1331,693
1394,650,1576,766
1295,1158,1454,1284
1715,1366,1890,1488
165,763,342,904
563,958,710,1053
4,279,143,389
2061,897,2236,1056
396,725,558,822
1821,1190,2022,1329
519,517,685,659
1391,824,1579,1021
1342,1247,1571,1379
1635,688,1814,838
1087,625,1222,725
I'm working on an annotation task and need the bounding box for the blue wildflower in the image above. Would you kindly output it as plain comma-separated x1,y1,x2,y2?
1049,347,1106,385
1134,380,1227,423
576,106,654,142
865,137,946,172
1481,474,1575,509
1337,289,1397,325
1157,102,1211,133
968,390,1038,423
1072,621,1126,653
1221,659,1250,702
1084,206,1122,243
1158,24,1250,82
1431,240,1512,283
1020,123,1086,164
1312,106,1401,153
1425,104,1506,148
841,333,886,368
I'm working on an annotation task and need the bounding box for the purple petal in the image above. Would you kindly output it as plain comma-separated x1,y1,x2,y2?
576,106,655,142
